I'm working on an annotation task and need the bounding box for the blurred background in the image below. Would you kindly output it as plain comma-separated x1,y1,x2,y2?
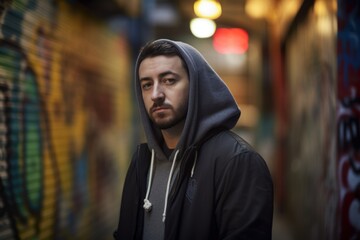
0,0,358,239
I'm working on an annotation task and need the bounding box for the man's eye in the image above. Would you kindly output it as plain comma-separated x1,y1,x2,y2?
142,82,152,90
163,78,176,84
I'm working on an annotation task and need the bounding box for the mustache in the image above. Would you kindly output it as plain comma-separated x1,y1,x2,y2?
150,103,172,113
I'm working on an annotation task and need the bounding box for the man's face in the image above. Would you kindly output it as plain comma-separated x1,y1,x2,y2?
139,55,189,130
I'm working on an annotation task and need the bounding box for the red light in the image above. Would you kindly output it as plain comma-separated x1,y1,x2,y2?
213,28,249,54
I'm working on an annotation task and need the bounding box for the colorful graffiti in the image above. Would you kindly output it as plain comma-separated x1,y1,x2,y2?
337,0,360,239
0,0,131,239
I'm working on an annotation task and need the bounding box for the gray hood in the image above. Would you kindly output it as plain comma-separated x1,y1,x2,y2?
135,39,241,159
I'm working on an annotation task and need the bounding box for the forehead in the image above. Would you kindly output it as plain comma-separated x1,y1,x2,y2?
138,55,186,76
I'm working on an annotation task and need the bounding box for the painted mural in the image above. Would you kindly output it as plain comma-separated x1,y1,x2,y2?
337,0,360,239
0,0,131,239
286,0,338,239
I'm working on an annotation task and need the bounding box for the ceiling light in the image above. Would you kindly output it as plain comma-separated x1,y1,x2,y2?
213,28,249,54
194,0,222,19
190,18,216,38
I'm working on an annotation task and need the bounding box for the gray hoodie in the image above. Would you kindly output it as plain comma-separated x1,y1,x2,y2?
135,39,240,157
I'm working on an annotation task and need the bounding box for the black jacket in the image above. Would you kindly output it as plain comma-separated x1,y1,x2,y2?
115,39,273,239
114,130,273,240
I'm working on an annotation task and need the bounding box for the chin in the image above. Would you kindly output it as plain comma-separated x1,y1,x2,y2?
157,118,185,130
156,122,175,130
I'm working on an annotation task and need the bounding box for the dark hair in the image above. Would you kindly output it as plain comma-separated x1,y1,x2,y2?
138,40,188,72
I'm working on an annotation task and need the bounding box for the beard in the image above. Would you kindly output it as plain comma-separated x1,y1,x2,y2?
152,113,186,130
149,104,187,130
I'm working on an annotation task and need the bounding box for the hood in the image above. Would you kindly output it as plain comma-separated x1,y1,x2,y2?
135,39,241,159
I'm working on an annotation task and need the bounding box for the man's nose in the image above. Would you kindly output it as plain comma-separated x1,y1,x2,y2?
151,83,165,102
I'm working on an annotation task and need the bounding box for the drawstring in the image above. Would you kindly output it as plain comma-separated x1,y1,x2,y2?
142,149,198,222
143,149,155,212
142,149,180,223
162,149,180,222
190,150,198,178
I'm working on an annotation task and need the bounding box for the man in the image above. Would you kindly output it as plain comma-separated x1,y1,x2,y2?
114,39,273,240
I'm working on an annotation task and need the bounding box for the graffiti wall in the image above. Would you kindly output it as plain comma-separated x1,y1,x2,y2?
337,0,360,239
0,0,132,239
285,0,337,239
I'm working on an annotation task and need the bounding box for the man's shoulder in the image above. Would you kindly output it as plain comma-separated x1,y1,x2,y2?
209,130,253,149
200,130,268,175
201,130,259,163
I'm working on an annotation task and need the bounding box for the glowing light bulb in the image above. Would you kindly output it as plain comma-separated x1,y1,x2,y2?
194,0,222,19
190,18,216,38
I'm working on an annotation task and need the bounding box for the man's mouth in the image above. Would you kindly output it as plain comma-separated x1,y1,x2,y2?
152,107,168,113
151,105,171,113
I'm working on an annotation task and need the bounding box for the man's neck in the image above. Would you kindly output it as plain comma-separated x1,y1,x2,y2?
161,121,184,149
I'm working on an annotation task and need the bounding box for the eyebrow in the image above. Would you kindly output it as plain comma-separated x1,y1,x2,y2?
139,71,179,82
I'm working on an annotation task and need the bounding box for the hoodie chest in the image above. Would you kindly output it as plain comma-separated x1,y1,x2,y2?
143,158,173,239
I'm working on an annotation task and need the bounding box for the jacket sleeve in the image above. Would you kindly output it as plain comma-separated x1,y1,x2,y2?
113,155,138,240
215,150,274,240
